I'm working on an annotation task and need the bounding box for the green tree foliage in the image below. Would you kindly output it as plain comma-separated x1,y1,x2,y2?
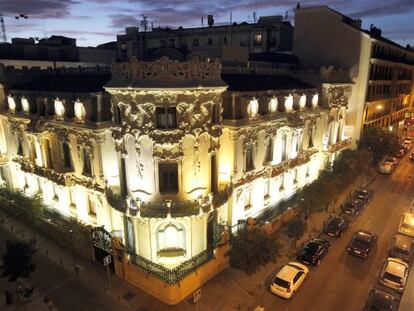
358,126,400,164
228,228,278,274
0,188,43,223
1,239,37,282
286,217,307,240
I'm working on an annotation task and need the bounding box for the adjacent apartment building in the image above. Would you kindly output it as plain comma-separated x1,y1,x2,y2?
293,6,414,144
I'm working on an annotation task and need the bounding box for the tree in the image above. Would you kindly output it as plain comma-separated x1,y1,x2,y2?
358,126,400,164
228,228,278,275
1,239,37,282
286,217,306,240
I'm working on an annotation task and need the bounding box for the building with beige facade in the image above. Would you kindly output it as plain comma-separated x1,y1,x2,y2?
0,56,352,304
293,6,414,145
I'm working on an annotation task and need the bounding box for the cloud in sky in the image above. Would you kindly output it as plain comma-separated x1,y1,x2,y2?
1,0,413,46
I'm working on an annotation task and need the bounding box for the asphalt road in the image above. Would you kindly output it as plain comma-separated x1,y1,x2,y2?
261,155,414,311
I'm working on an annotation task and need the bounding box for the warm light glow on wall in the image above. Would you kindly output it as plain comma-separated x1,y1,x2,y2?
376,104,383,110
8,96,16,111
248,98,259,118
269,97,278,115
299,94,306,110
54,99,65,119
219,164,231,184
21,97,29,113
74,100,86,122
312,93,319,108
285,94,293,112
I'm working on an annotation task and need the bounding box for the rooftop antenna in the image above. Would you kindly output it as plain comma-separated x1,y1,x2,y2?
140,15,148,32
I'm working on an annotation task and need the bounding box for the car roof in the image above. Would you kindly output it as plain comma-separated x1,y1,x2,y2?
385,258,408,277
276,263,304,281
402,213,414,224
393,235,412,250
355,231,374,241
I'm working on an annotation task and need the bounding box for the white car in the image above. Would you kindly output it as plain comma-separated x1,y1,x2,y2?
270,262,309,299
379,257,409,293
398,213,414,238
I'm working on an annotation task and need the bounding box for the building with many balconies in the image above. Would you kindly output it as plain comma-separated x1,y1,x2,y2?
0,57,352,304
293,6,414,143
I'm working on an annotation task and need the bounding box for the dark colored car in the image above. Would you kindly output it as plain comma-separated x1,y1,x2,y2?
296,239,331,266
354,189,373,204
323,216,349,237
389,234,414,264
364,287,399,311
342,199,364,216
347,230,377,258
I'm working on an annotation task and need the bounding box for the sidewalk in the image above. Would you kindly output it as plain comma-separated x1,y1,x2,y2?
0,208,169,311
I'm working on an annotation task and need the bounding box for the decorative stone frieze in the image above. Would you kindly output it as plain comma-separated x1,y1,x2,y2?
322,84,352,108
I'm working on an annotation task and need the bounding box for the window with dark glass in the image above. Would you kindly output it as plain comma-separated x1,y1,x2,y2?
156,106,177,129
83,151,92,176
169,39,175,48
45,139,54,169
265,138,273,163
245,144,254,171
160,40,166,48
159,163,178,194
223,36,228,45
17,138,23,156
62,142,72,170
208,37,213,45
193,38,199,47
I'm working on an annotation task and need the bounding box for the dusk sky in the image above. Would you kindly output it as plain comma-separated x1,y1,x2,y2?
1,0,413,47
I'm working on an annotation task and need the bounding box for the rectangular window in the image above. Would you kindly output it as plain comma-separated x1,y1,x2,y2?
169,39,175,48
265,138,273,163
223,36,228,45
62,142,72,170
160,40,166,48
208,37,213,45
159,163,178,194
193,38,199,47
83,150,92,176
264,179,270,198
245,144,254,171
254,34,262,45
45,139,53,169
244,188,251,209
156,107,177,129
88,196,96,216
279,175,284,191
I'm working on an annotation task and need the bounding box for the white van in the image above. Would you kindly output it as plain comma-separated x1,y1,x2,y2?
398,213,414,238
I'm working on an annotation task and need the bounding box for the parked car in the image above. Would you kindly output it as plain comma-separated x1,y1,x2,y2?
398,213,414,238
296,239,331,266
354,188,373,203
270,262,309,299
378,160,395,174
347,230,377,258
389,234,414,264
409,153,414,161
379,258,409,293
342,198,365,216
323,216,349,237
385,156,399,165
364,287,400,311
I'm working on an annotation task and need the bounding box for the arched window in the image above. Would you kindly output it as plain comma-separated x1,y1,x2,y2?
299,94,306,110
268,97,278,115
312,93,319,108
157,223,186,257
8,96,16,112
54,99,65,119
211,103,219,124
74,100,86,122
284,94,293,112
248,98,259,118
82,151,92,176
21,97,29,113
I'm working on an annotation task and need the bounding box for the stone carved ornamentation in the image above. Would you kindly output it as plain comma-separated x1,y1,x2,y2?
112,56,223,84
323,85,352,108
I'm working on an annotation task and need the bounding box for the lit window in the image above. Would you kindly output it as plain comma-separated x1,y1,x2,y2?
268,97,278,115
299,94,307,110
21,97,29,113
8,96,16,111
159,163,178,194
312,93,319,108
157,223,185,256
254,34,262,45
54,99,65,119
74,100,86,122
284,94,293,112
248,98,259,118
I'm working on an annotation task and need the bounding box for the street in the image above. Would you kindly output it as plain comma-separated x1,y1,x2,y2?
260,154,414,310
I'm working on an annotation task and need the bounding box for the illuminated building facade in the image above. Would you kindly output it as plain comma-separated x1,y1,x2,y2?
0,57,352,303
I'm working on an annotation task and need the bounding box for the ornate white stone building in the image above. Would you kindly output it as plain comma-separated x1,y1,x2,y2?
0,57,352,302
